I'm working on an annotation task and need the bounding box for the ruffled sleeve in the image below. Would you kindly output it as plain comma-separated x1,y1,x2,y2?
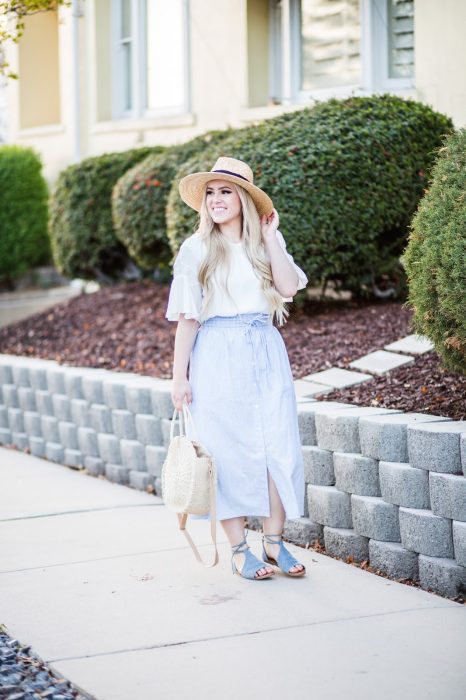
275,229,308,301
165,240,203,322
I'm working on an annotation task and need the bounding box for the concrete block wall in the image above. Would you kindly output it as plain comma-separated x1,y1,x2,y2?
294,404,466,599
0,355,173,491
2,355,465,599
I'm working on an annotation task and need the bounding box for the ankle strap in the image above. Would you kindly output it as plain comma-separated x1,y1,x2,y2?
263,533,283,543
231,535,249,555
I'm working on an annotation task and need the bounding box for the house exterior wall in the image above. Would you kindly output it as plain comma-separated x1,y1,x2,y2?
3,0,465,184
4,7,79,180
17,11,61,129
414,0,466,129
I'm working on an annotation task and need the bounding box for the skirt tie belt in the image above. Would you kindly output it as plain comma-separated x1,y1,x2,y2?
239,313,273,380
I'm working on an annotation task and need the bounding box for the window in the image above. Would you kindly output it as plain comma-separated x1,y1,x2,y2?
112,0,190,119
145,1,187,111
300,0,361,91
366,0,415,90
119,0,133,112
387,0,414,79
267,0,414,103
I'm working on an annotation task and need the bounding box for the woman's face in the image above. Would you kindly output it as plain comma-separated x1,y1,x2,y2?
205,179,242,227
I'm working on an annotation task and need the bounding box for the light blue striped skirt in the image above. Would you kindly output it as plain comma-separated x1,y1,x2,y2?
186,311,305,522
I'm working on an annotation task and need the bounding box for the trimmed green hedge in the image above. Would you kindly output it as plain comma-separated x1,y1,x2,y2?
112,129,232,270
166,95,453,297
0,145,50,287
49,147,158,282
402,129,466,375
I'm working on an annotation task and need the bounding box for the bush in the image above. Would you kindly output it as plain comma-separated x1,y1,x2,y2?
49,147,158,282
402,129,466,375
0,145,50,288
112,129,233,270
166,95,453,298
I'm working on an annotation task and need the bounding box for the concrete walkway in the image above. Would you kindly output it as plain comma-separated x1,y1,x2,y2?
1,447,465,700
0,286,81,328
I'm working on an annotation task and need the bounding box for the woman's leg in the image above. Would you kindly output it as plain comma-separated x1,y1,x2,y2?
262,470,304,574
221,516,273,577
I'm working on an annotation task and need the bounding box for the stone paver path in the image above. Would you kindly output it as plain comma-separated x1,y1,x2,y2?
349,349,415,375
301,367,373,389
384,334,435,355
297,333,433,401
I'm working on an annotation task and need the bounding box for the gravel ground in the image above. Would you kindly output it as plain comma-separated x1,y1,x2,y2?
0,628,88,700
0,280,464,420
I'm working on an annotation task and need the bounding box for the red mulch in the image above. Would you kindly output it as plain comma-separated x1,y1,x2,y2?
0,280,464,420
324,353,465,421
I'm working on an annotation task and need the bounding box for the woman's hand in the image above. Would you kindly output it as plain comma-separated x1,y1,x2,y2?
260,208,280,243
171,377,193,411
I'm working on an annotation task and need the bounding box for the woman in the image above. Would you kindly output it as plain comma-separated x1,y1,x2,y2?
165,156,308,580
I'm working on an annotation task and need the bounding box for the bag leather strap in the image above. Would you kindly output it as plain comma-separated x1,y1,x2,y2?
172,403,219,567
177,469,219,567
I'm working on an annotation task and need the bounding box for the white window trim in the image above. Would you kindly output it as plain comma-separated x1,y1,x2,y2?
269,0,415,106
111,0,134,119
361,0,415,92
268,0,280,102
111,0,191,121
91,112,195,135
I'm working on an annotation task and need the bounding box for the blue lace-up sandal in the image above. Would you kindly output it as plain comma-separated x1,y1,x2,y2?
262,533,306,577
231,535,275,580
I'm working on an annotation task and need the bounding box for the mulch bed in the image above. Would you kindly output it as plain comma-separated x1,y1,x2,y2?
0,280,464,420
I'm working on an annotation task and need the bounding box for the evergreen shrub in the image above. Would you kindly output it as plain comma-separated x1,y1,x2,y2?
0,145,50,287
166,95,453,298
112,129,232,270
49,147,157,282
402,128,466,374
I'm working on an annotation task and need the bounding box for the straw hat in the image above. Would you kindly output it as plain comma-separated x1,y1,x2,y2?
178,156,274,217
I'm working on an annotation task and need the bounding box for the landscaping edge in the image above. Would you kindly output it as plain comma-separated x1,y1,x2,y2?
1,354,465,601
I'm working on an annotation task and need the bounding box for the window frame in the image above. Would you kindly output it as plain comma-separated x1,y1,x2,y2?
363,0,415,91
111,0,191,120
294,0,363,102
268,0,415,106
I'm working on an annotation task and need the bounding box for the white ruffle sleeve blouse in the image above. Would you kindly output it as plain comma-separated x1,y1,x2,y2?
165,229,308,323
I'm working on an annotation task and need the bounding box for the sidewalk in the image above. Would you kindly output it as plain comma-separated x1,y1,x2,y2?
0,286,80,328
1,447,465,700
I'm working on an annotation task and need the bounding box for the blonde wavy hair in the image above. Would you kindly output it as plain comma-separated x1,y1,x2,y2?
195,183,289,326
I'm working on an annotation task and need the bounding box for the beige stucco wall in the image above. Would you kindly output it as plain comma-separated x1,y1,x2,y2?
5,6,82,182
189,0,249,126
18,11,60,128
415,0,466,127
4,0,466,185
6,0,258,183
247,0,270,107
94,0,112,122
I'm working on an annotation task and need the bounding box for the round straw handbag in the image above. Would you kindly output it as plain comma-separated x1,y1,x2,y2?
161,401,219,567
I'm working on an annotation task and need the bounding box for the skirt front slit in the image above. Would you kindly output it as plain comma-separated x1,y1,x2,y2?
186,312,305,521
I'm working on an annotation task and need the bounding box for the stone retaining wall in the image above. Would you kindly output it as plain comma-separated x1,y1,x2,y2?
1,355,465,598
0,356,174,492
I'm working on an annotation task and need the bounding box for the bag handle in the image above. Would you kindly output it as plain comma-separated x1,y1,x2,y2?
169,402,199,443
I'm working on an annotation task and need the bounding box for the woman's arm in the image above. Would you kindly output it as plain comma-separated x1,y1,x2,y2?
171,315,200,410
260,209,302,298
264,234,299,298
